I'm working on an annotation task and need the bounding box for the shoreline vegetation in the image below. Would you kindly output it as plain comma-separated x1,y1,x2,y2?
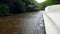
0,0,60,16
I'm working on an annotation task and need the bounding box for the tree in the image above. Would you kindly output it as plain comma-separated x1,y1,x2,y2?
46,0,60,6
0,4,9,16
0,0,39,16
37,0,60,10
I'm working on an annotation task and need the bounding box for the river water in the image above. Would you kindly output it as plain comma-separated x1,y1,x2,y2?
0,11,45,34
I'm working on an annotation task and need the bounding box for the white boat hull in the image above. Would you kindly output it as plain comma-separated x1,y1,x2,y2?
43,5,60,34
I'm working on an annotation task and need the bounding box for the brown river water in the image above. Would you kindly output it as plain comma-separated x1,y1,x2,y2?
0,12,40,34
0,11,45,34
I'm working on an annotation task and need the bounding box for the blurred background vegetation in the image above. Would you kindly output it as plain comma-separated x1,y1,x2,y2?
38,0,60,10
0,0,60,16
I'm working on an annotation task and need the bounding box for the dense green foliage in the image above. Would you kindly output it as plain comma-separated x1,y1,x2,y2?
0,4,10,16
38,1,47,10
0,0,60,16
38,0,60,10
0,0,38,16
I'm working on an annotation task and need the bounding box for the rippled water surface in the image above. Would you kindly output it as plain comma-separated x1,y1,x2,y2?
0,11,45,34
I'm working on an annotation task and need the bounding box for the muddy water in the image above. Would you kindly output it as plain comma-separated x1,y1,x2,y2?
0,15,24,34
0,12,40,34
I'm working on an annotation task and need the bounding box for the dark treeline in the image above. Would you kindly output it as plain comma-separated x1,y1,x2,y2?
0,0,39,16
0,0,60,16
